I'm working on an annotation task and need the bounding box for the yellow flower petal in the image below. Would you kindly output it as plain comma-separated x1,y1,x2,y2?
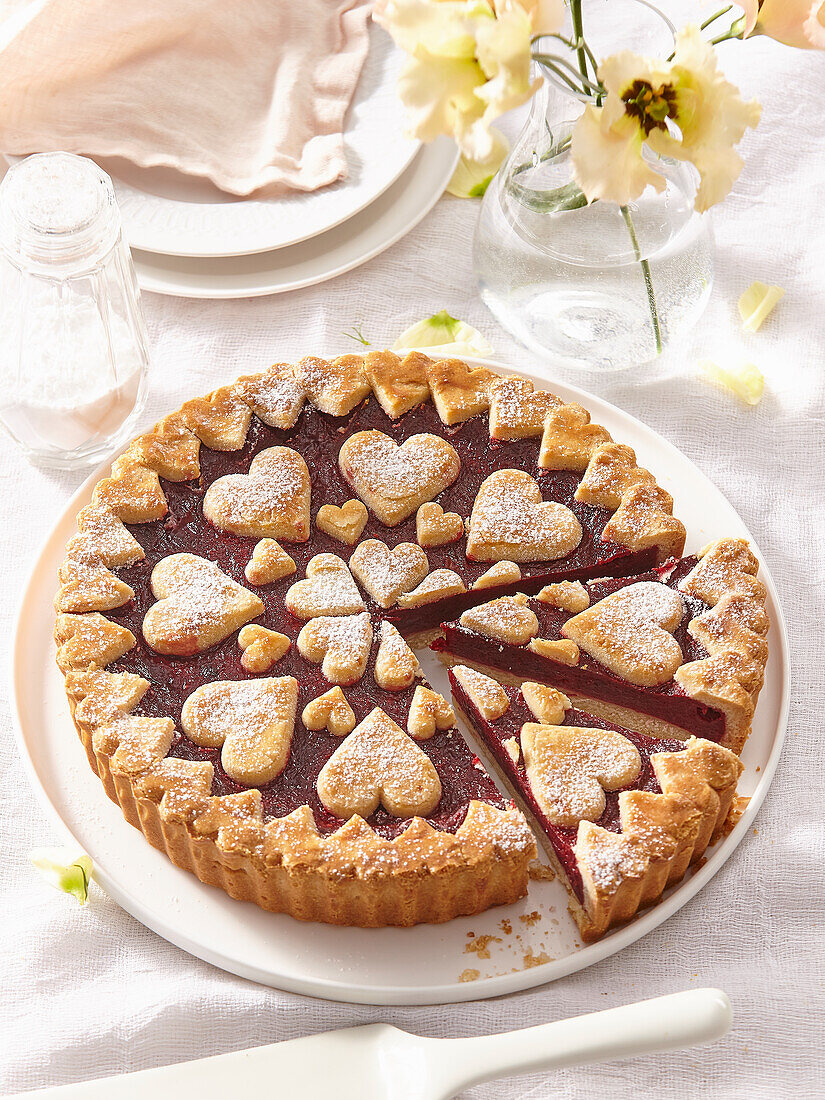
30,847,93,905
699,359,765,406
447,128,508,196
738,281,785,332
393,310,494,357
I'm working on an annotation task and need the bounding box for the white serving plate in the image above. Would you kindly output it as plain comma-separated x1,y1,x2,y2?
11,360,789,1005
131,137,458,298
87,29,419,258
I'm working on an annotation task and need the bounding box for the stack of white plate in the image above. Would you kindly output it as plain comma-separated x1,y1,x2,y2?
93,31,457,298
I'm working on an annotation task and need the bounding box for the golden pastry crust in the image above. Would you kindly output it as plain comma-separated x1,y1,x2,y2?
53,353,763,928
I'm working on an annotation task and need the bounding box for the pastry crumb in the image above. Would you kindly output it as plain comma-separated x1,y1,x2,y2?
528,859,556,882
720,795,750,837
498,918,513,935
459,968,481,982
522,948,552,969
464,933,502,959
519,910,542,928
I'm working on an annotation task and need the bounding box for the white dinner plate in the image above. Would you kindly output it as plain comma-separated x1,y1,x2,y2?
132,137,458,298
93,28,418,258
11,360,789,1005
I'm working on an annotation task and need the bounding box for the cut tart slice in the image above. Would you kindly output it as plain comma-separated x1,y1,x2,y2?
449,666,743,941
433,540,769,755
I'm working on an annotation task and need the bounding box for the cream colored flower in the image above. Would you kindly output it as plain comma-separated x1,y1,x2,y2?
374,0,555,160
700,359,765,405
393,310,494,357
447,128,509,196
572,26,761,212
738,281,785,331
739,1,825,49
30,847,93,905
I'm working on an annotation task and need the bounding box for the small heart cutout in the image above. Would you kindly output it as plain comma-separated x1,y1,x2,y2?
285,554,365,619
407,686,455,739
466,470,582,562
416,502,465,547
142,553,263,656
244,539,296,586
460,594,539,646
350,539,429,608
316,499,368,545
520,723,641,827
316,708,442,819
238,625,291,672
297,612,373,685
302,687,356,737
339,430,460,526
561,581,685,687
181,676,299,785
203,446,311,542
374,621,420,691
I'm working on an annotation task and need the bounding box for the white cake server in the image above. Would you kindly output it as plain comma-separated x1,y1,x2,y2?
5,987,731,1100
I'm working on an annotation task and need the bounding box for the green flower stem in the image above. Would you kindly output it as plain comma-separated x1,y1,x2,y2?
620,205,662,355
565,0,663,356
700,5,733,31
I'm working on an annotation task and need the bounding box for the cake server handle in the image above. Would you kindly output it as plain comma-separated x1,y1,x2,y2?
429,987,731,1098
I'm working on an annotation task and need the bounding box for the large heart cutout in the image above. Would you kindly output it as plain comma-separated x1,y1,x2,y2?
285,554,364,619
203,446,311,542
521,723,642,827
142,553,263,656
338,430,460,526
181,676,299,785
561,580,685,687
466,469,582,562
316,708,442,819
350,539,429,608
297,612,373,685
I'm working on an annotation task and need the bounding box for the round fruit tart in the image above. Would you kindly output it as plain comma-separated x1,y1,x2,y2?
54,352,768,936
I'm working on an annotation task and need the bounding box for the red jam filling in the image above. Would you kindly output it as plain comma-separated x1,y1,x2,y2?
433,556,728,744
449,671,684,901
100,396,683,839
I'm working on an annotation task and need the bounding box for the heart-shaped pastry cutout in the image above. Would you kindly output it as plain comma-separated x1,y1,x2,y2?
451,665,510,721
316,499,368,546
466,470,582,562
181,676,298,785
407,686,455,739
521,683,570,724
472,561,522,590
416,503,464,547
203,446,311,542
316,708,442,819
302,687,356,737
460,594,539,646
350,539,429,608
374,621,420,691
561,581,685,687
338,430,460,526
142,554,263,656
244,539,296,585
285,554,365,619
520,723,641,827
297,612,373,685
238,625,291,672
396,569,466,608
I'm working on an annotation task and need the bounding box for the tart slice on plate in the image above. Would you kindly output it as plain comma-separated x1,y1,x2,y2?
448,667,742,941
433,540,769,754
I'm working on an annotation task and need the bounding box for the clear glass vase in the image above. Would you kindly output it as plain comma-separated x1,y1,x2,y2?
473,0,715,371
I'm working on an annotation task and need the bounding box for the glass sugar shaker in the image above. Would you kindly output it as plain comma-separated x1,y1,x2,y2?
0,153,149,468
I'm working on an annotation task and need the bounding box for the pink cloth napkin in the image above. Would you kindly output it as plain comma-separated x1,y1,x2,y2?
0,0,372,196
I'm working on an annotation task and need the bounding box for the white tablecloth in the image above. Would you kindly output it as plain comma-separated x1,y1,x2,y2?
2,22,823,1100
